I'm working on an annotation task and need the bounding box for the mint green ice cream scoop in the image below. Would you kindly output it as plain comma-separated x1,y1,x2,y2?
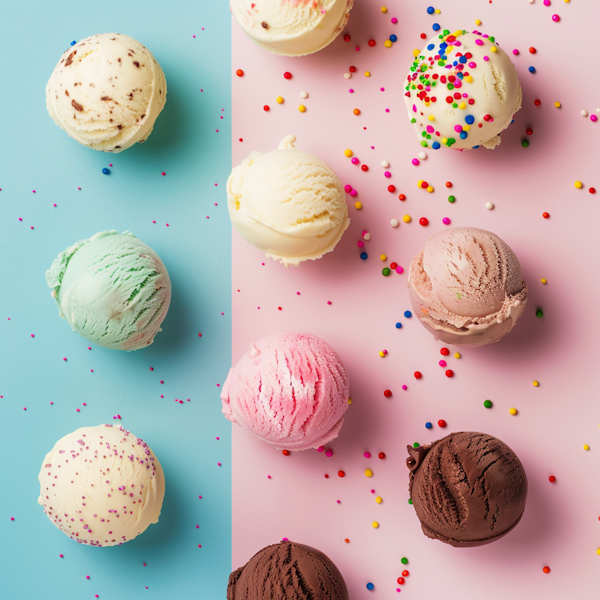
46,231,171,350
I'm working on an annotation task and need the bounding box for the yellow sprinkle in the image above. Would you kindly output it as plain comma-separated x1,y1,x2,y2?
347,397,352,405
417,180,424,188
385,40,393,48
344,149,353,157
533,381,539,387
375,496,382,504
458,102,466,110
380,254,387,261
541,278,547,284
475,19,482,25
354,201,362,210
454,353,461,359
381,6,387,13
412,48,420,57
441,138,448,144
564,0,570,2
372,522,379,529
555,102,561,108
276,96,284,104
574,181,583,189
509,408,518,415
435,8,441,13
426,186,434,193
403,215,411,223
584,444,590,451
428,115,435,121
453,30,463,37
298,105,306,112
464,125,471,131
465,75,473,83
365,469,373,478
490,46,497,53
379,351,385,357
365,71,371,77
597,548,600,555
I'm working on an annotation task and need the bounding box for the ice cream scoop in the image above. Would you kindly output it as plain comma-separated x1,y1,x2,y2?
221,332,350,450
46,33,167,152
408,227,527,346
407,432,528,547
404,29,521,150
231,0,353,57
227,135,349,266
38,424,165,547
228,540,349,599
46,230,171,351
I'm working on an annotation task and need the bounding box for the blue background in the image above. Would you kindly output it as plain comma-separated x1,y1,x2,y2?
0,3,232,598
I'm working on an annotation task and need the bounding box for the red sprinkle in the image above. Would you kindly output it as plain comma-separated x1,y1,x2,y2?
414,371,422,379
438,420,447,428
388,185,396,193
526,128,533,135
368,39,376,47
383,390,392,397
397,577,405,585
344,35,351,42
349,66,357,73
284,72,292,79
534,99,541,106
543,212,550,219
361,165,369,171
543,567,550,574
440,348,450,356
529,47,536,54
445,370,454,378
590,188,596,194
263,105,270,111
236,69,244,77
282,450,290,456
402,570,410,577
549,475,556,482
338,470,345,478
419,217,429,226
390,262,397,270
399,194,406,201
378,452,386,459
446,181,452,188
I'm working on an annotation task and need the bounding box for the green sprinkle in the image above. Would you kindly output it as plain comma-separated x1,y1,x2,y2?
448,195,456,203
413,442,420,448
522,140,530,148
401,557,409,565
382,268,391,277
420,140,429,147
489,36,495,43
536,309,544,318
484,400,493,409
408,498,413,504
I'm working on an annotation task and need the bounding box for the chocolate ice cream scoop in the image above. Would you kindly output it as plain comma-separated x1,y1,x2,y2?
227,540,349,599
407,432,527,547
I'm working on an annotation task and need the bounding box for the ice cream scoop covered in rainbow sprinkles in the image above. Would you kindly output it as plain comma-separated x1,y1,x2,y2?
404,29,521,150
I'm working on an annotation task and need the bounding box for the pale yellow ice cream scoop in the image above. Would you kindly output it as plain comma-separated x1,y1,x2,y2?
231,0,353,57
227,135,349,266
46,33,167,152
38,425,165,547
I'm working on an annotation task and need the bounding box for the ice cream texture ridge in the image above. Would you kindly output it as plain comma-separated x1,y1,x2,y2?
38,425,165,547
46,33,167,152
230,0,354,57
408,227,527,346
221,332,350,450
405,29,521,150
227,134,349,266
46,230,171,351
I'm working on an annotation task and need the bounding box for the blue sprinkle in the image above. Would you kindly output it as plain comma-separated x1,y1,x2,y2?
395,322,402,329
366,583,375,591
390,34,398,42
453,60,458,67
440,42,448,49
459,131,468,139
472,145,480,149
360,252,368,260
432,142,441,149
102,168,110,175
427,43,435,51
427,6,435,14
425,422,433,429
528,66,536,73
70,41,76,46
459,55,467,64
465,115,475,125
510,119,514,124
404,310,412,318
432,23,440,31
457,72,464,79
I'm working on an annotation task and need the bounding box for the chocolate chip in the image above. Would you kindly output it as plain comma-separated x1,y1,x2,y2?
133,61,140,68
65,90,69,96
64,50,77,66
71,99,83,112
101,96,112,101
261,21,269,29
117,124,123,130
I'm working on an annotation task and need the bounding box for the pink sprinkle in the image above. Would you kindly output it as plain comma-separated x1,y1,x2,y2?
23,407,26,411
344,184,352,192
484,56,489,61
217,462,222,466
357,241,364,248
591,115,598,122
337,500,341,504
267,475,271,479
199,496,203,499
87,347,91,350
152,220,156,223
544,0,551,5
385,108,390,113
351,157,359,165
32,190,36,193
402,385,407,390
349,89,354,94
512,49,519,55
18,218,22,221
30,334,34,338
439,360,447,367
380,87,385,91
443,217,451,225
355,46,360,51
161,172,166,176
10,517,14,521
317,446,325,452
325,449,333,457
63,358,67,362
166,223,169,227
86,576,90,580
350,189,357,197
396,266,404,274
364,452,371,458
59,554,63,558
327,301,332,305
160,380,164,384
216,437,219,440
391,17,398,24
552,14,560,22
475,39,483,46
384,171,391,178
412,159,420,166
53,203,57,207
371,489,375,494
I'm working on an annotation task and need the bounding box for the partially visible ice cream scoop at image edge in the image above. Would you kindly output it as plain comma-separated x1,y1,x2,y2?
404,29,521,150
46,230,171,351
230,0,354,57
407,227,527,347
46,33,167,152
227,135,350,267
221,331,350,450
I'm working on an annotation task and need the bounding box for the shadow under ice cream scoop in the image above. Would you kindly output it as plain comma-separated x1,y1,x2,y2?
228,540,349,600
407,432,528,547
221,331,350,450
46,230,171,350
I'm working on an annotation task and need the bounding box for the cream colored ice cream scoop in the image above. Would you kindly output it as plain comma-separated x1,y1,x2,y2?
227,135,349,266
38,425,165,547
46,33,167,152
231,0,353,57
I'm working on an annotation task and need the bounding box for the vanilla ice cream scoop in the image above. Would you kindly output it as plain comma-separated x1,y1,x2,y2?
38,425,165,547
404,29,521,150
227,135,349,266
46,33,167,152
231,0,353,57
408,228,527,347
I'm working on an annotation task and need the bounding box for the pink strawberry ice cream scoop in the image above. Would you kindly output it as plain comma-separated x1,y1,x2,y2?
408,227,527,347
221,332,350,450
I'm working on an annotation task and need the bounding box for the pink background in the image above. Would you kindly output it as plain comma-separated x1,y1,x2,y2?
231,1,600,597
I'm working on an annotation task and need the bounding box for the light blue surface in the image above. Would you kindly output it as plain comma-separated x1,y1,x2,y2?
0,3,232,598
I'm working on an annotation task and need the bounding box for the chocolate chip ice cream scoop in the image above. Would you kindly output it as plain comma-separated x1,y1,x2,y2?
407,431,527,547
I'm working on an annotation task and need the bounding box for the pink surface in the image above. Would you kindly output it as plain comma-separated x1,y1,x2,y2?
231,1,600,598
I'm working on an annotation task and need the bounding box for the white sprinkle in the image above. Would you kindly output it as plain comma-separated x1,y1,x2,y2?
300,91,308,99
344,73,352,79
418,152,427,160
581,110,588,117
485,202,494,210
381,160,390,168
363,233,371,241
391,219,399,228
527,0,534,4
